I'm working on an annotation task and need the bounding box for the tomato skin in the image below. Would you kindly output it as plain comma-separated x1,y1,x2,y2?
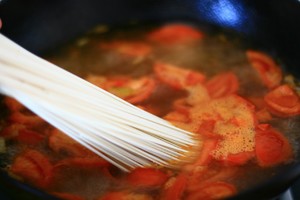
154,62,205,90
125,77,156,104
255,124,293,167
246,50,282,89
126,168,168,188
264,84,300,117
205,72,239,99
147,24,204,45
162,174,188,200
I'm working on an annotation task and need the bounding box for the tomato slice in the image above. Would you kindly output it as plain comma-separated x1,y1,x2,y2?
183,138,218,173
195,120,219,138
220,151,255,166
264,84,300,117
124,77,156,104
186,181,237,200
154,62,205,90
100,41,152,57
172,98,192,115
162,174,187,200
191,139,218,166
246,50,282,89
205,72,239,98
256,108,273,122
87,75,156,104
10,150,53,188
48,129,93,157
126,167,168,188
255,124,293,167
55,157,110,169
16,129,44,145
147,24,204,45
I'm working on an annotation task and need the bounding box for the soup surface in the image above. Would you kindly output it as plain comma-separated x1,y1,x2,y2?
0,23,300,200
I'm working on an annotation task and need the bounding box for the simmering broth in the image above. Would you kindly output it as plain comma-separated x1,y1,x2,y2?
0,23,300,200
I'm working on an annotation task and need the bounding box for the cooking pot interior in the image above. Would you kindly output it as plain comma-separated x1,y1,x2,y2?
0,0,300,200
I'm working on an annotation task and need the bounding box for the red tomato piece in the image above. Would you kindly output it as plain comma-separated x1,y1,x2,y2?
154,62,205,90
186,181,237,200
0,124,25,139
205,72,239,99
205,167,238,183
162,174,187,200
186,166,238,192
10,150,53,188
48,129,93,157
87,75,156,104
192,139,218,166
255,125,293,167
246,50,282,89
126,167,168,188
184,138,218,173
172,98,191,115
16,129,44,145
124,77,156,104
264,84,300,117
55,157,110,169
0,124,44,145
220,151,255,166
147,24,204,45
256,108,273,122
196,120,218,138
52,192,85,200
100,41,152,57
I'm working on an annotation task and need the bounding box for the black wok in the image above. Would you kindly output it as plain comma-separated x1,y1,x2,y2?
0,0,300,199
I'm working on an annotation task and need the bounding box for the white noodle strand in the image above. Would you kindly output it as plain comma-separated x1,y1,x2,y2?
0,34,198,171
